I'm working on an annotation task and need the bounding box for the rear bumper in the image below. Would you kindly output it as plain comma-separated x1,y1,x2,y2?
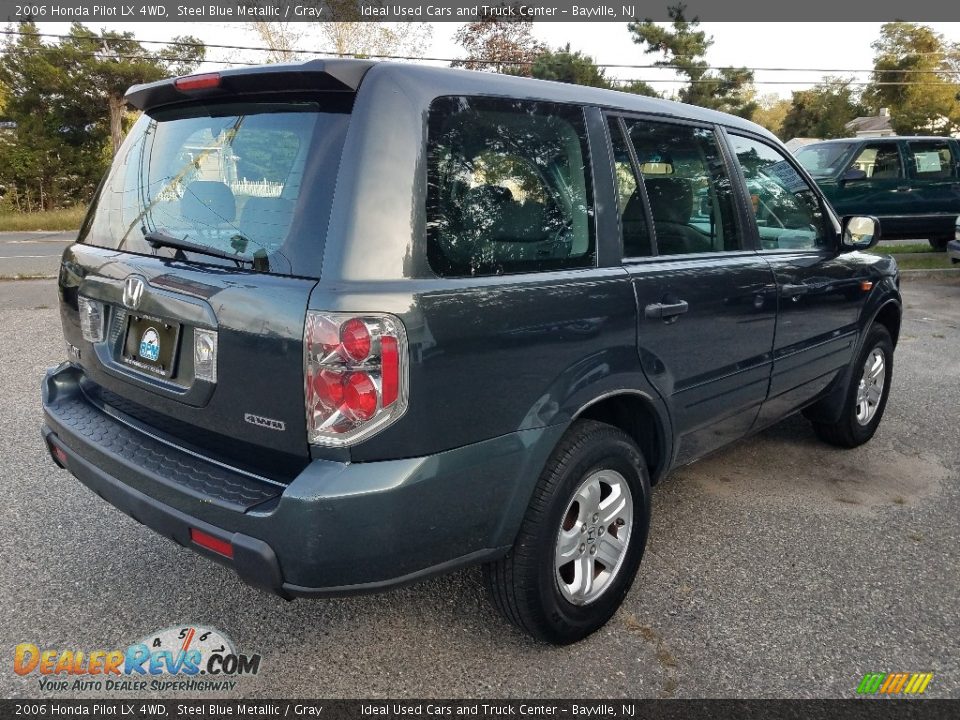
948,239,960,263
42,364,564,597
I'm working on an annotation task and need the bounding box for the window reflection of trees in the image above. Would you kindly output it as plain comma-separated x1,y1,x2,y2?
428,97,595,277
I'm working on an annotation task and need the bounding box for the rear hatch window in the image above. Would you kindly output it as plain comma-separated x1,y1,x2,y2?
79,96,351,278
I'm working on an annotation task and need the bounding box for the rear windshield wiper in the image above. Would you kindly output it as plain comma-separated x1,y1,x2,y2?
143,229,268,271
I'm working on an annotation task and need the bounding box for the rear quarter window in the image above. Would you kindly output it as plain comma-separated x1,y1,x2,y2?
426,97,596,277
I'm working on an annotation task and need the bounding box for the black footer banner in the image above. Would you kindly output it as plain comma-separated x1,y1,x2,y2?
2,699,958,720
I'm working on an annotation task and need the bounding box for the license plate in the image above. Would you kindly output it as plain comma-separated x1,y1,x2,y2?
122,314,181,378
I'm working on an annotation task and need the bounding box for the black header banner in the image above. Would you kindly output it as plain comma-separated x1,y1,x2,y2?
2,0,960,22
1,700,959,720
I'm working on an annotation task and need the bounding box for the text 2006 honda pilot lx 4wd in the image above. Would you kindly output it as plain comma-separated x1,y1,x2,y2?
42,61,901,644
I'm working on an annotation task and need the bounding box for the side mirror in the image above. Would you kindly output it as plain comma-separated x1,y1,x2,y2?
841,215,880,251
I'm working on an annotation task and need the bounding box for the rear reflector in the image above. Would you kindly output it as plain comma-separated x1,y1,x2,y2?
174,73,221,92
52,445,68,466
49,443,68,468
190,528,234,558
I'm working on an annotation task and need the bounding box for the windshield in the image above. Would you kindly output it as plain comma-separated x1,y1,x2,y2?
794,143,855,177
79,96,351,277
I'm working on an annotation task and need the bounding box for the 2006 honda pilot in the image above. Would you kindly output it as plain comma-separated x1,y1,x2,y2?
42,61,901,644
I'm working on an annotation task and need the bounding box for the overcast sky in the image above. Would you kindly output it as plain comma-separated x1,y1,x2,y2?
31,21,960,99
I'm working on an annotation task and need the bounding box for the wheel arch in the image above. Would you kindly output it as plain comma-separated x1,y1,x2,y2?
572,391,672,485
805,296,901,425
872,299,902,347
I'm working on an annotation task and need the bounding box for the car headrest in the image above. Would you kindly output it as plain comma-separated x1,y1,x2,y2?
645,177,693,225
239,197,295,225
488,202,549,242
181,181,236,226
462,185,549,243
623,192,647,223
238,197,295,247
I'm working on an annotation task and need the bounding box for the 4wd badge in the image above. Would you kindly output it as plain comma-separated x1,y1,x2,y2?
139,328,160,362
244,414,286,432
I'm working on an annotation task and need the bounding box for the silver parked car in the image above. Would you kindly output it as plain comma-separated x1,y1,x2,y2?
948,217,960,264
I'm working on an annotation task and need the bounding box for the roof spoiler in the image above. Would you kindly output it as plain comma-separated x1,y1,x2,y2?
125,59,376,111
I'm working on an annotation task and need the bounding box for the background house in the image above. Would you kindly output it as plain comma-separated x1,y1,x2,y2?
845,108,896,138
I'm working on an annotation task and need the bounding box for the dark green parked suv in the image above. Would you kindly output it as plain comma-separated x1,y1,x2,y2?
42,61,902,644
796,136,960,249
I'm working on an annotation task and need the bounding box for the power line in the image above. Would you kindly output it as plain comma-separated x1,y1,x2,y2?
1,27,958,76
3,44,955,86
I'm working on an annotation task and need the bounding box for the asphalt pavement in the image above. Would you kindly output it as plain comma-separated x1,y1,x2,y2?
0,277,957,699
0,231,75,278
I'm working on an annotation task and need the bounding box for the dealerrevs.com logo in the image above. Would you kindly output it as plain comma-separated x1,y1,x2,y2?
14,625,261,693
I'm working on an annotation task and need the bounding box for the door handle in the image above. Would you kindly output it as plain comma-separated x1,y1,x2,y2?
645,300,689,321
781,284,808,298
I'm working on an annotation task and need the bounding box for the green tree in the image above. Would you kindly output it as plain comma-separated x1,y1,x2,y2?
0,22,205,210
59,24,204,153
628,3,756,118
867,22,960,135
0,23,102,210
780,78,864,140
528,44,610,88
614,79,659,98
750,93,792,138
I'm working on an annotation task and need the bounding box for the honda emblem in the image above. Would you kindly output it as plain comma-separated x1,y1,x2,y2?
122,275,146,310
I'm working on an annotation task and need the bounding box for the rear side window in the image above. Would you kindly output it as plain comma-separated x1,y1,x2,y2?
621,119,740,255
849,143,903,179
80,97,351,278
908,140,956,179
427,97,595,277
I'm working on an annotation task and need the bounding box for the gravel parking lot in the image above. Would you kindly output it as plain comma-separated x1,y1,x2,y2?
1,277,957,699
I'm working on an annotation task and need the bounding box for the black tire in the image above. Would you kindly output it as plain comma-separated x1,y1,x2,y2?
811,325,894,448
929,237,949,251
483,419,651,645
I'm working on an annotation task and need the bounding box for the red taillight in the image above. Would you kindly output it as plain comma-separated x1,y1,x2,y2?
343,372,378,422
174,73,221,92
189,528,234,558
313,368,345,410
304,312,408,446
340,318,372,362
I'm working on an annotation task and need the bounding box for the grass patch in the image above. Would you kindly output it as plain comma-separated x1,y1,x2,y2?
0,273,58,281
0,206,86,232
870,243,937,254
889,253,956,270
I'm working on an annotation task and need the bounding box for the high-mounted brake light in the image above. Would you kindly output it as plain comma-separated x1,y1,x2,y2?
304,312,408,446
174,73,221,92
